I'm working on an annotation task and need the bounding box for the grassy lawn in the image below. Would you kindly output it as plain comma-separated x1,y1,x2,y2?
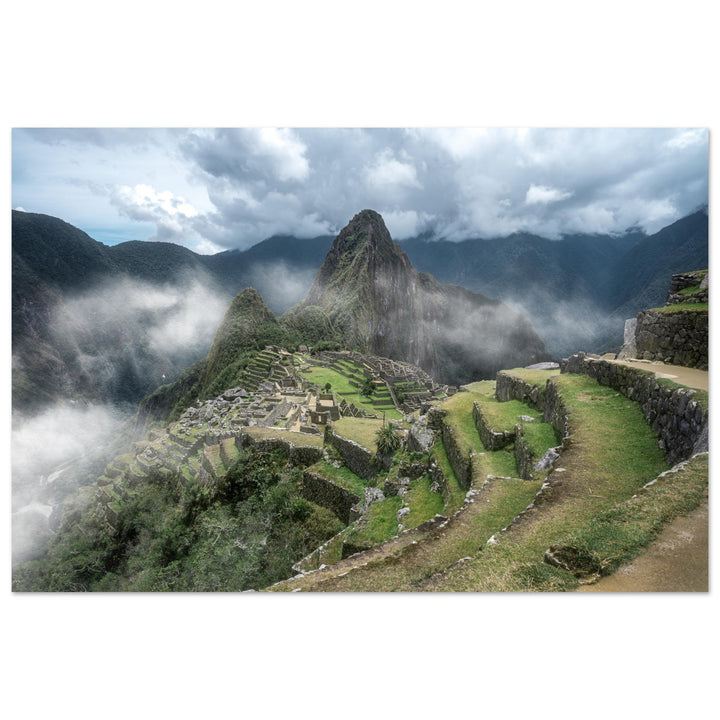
521,421,560,460
345,496,403,547
420,373,671,591
308,460,368,496
332,416,386,451
472,447,519,480
402,475,445,529
439,388,486,451
475,397,541,433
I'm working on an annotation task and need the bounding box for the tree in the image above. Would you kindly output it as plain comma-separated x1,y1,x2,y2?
323,382,332,393
361,377,375,397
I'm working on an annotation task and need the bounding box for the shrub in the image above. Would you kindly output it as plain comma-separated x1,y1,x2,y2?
376,423,401,456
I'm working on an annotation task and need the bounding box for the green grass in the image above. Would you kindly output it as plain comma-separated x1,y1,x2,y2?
242,426,324,447
402,475,445,529
275,477,542,592
476,398,540,434
297,364,402,419
204,445,225,478
308,460,368,496
473,446,519,480
548,453,708,580
648,302,708,314
424,373,671,591
439,389,485,451
332,417,385,451
678,283,703,296
345,496,403,547
520,421,560,461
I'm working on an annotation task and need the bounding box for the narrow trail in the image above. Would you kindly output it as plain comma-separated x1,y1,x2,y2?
577,501,708,592
612,359,708,391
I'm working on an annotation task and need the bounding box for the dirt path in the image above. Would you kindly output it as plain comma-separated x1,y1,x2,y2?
577,501,708,592
612,359,708,391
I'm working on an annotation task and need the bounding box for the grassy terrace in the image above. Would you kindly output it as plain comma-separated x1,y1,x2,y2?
420,373,671,591
308,460,368,496
648,302,708,313
332,416,388,451
402,475,445,529
241,426,324,447
551,453,708,580
296,360,403,420
437,380,557,483
274,477,541,592
204,445,225,478
344,496,404,548
273,371,679,592
498,367,561,386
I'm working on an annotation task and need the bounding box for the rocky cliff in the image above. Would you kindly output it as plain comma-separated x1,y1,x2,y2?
285,210,550,385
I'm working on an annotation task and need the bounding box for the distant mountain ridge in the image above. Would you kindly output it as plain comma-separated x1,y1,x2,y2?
12,207,708,412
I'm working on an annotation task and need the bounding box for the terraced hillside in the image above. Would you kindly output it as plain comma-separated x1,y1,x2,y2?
14,344,708,592
269,364,708,592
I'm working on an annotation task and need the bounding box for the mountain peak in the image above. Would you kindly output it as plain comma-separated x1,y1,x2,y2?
287,211,550,382
331,208,396,257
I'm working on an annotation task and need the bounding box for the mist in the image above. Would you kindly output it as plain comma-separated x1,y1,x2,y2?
50,274,229,400
499,289,625,359
11,402,131,565
247,261,318,314
12,273,232,566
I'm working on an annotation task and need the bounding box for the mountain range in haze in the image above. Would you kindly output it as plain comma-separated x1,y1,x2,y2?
12,206,708,415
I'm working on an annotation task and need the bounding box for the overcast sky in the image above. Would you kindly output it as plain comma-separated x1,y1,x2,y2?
12,127,708,254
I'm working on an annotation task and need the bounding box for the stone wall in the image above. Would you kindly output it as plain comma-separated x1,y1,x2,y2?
634,309,708,369
513,424,535,481
667,270,707,296
495,373,546,411
561,353,708,464
239,432,323,467
302,470,362,525
326,428,377,481
427,407,472,489
542,379,570,442
472,402,515,450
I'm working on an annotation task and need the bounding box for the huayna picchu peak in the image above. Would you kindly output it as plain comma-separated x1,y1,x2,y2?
287,209,550,384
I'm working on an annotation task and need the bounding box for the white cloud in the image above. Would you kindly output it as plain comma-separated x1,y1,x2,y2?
364,148,421,189
381,209,434,239
12,127,709,249
116,183,199,218
525,183,574,205
247,127,310,182
665,128,707,150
